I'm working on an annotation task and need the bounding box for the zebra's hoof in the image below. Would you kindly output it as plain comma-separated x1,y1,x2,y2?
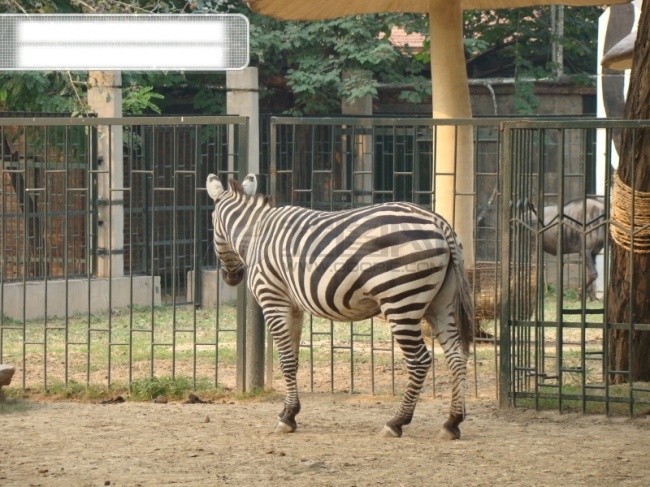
439,426,460,441
380,424,402,438
274,419,296,434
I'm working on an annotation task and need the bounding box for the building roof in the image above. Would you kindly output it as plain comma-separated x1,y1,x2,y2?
387,27,425,53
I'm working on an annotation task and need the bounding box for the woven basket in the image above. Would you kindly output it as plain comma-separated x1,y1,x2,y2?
467,261,538,322
419,261,538,341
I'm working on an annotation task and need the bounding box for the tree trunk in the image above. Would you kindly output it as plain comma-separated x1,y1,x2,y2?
607,0,650,384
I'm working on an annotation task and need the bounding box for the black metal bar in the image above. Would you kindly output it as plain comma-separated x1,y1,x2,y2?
499,122,513,407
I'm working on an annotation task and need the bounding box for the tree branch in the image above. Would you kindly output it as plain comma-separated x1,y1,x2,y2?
7,0,27,13
66,72,90,117
70,0,96,11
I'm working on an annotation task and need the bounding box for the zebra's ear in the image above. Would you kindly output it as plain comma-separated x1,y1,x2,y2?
206,174,224,202
241,173,257,196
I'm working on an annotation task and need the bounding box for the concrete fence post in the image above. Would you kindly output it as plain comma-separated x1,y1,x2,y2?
227,68,265,392
87,71,124,278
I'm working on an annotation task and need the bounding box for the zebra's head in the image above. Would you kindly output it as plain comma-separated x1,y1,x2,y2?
206,173,258,286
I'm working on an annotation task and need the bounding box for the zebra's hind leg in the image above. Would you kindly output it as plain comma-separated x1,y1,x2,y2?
380,317,432,438
424,268,468,440
264,305,304,434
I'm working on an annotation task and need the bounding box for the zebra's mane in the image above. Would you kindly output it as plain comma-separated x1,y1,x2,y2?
228,179,274,207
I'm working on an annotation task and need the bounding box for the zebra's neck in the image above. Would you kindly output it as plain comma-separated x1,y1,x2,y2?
221,193,271,266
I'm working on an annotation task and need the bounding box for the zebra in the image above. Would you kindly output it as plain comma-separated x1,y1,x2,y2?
206,173,474,439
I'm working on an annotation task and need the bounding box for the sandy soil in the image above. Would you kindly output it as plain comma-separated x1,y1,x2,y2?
1,395,649,487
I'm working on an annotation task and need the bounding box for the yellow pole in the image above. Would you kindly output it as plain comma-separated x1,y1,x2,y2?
429,1,475,266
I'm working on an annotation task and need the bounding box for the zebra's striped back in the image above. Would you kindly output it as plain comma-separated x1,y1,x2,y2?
254,203,449,318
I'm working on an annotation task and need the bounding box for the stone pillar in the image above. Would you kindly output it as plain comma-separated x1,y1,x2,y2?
342,71,373,206
227,68,259,177
87,71,124,278
227,67,264,392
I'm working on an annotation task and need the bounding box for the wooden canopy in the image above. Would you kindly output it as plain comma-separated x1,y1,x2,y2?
246,0,631,21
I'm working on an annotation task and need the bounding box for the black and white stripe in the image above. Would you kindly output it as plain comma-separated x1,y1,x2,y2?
207,173,474,439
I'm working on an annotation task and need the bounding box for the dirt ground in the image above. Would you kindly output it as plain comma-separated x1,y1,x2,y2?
1,394,649,487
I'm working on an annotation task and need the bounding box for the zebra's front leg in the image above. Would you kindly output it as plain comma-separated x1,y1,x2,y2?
265,305,304,433
381,321,432,438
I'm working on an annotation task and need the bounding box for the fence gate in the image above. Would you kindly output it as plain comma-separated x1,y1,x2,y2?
267,116,505,399
499,120,650,415
0,115,250,392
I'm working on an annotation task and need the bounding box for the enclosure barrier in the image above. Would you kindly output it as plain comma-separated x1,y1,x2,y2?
1,114,507,400
500,119,650,416
267,116,506,399
0,115,250,391
3,115,648,415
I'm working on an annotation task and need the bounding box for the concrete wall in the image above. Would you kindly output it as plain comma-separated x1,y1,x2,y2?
470,84,592,117
376,84,594,117
186,269,238,308
2,276,161,321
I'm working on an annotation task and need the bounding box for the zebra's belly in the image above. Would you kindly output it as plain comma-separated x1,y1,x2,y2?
292,293,380,322
333,296,381,322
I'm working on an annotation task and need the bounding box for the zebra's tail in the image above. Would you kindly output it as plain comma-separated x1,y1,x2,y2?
445,226,475,356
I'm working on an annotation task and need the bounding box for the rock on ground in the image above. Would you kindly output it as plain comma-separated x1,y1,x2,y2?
0,364,15,386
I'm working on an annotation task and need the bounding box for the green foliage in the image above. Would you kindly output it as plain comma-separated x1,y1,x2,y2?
0,71,168,116
123,85,164,115
0,1,605,116
464,6,603,78
244,11,428,115
0,0,77,13
464,6,604,114
0,72,85,113
0,0,208,114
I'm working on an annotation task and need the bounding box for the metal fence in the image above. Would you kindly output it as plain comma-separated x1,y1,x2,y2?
500,119,650,415
3,114,648,414
264,116,603,401
266,117,509,399
0,116,249,390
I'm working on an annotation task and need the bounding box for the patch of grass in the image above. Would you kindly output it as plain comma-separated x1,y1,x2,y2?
0,381,128,402
306,316,393,343
516,395,607,414
44,381,118,401
129,376,208,401
1,376,234,404
540,289,605,325
1,303,241,387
